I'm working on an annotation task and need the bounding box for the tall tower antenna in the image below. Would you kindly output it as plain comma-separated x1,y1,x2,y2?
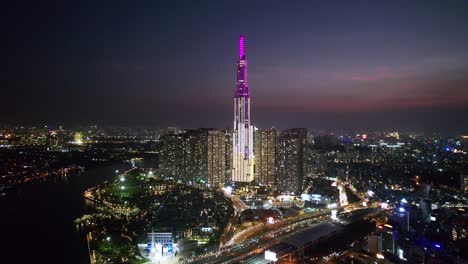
239,35,245,59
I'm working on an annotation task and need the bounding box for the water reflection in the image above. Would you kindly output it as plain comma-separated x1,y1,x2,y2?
0,162,134,264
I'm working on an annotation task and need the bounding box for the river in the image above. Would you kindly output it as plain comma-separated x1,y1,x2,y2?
0,160,158,264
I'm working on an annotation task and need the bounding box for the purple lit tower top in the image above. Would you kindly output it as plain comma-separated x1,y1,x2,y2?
239,35,245,59
235,35,249,98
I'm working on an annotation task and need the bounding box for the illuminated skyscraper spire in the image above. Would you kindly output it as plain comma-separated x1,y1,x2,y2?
235,35,249,99
239,35,245,59
232,35,254,183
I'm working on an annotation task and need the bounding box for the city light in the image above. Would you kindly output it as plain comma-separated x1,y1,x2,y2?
265,250,278,261
222,186,232,195
398,248,406,260
331,209,338,220
301,193,311,201
399,207,405,213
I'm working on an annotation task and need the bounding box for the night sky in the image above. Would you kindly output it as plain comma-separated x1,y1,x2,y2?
3,1,468,133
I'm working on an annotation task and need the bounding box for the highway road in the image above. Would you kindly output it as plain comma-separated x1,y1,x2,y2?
185,205,366,264
185,185,370,264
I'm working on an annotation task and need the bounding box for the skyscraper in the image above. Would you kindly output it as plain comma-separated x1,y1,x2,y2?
232,35,254,183
207,130,226,188
183,129,208,184
277,128,307,193
254,129,276,188
159,133,184,179
224,130,232,184
159,129,209,183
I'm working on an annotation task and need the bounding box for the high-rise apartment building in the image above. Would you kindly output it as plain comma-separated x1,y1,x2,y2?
182,129,208,183
159,133,184,179
224,130,232,184
207,130,226,188
276,128,307,193
159,129,232,188
254,129,276,188
159,129,208,183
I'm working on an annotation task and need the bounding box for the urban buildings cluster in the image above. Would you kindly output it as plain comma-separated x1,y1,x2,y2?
157,127,312,193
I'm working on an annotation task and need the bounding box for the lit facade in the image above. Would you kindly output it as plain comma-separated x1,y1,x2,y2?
254,129,276,188
207,130,226,188
159,129,209,183
232,35,254,183
276,128,307,193
182,129,208,183
159,133,183,179
224,130,232,184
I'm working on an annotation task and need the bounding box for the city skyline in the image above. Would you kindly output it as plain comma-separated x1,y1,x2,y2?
2,2,468,263
3,1,468,133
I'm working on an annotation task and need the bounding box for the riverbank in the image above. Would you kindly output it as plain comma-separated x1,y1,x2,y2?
0,162,132,264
